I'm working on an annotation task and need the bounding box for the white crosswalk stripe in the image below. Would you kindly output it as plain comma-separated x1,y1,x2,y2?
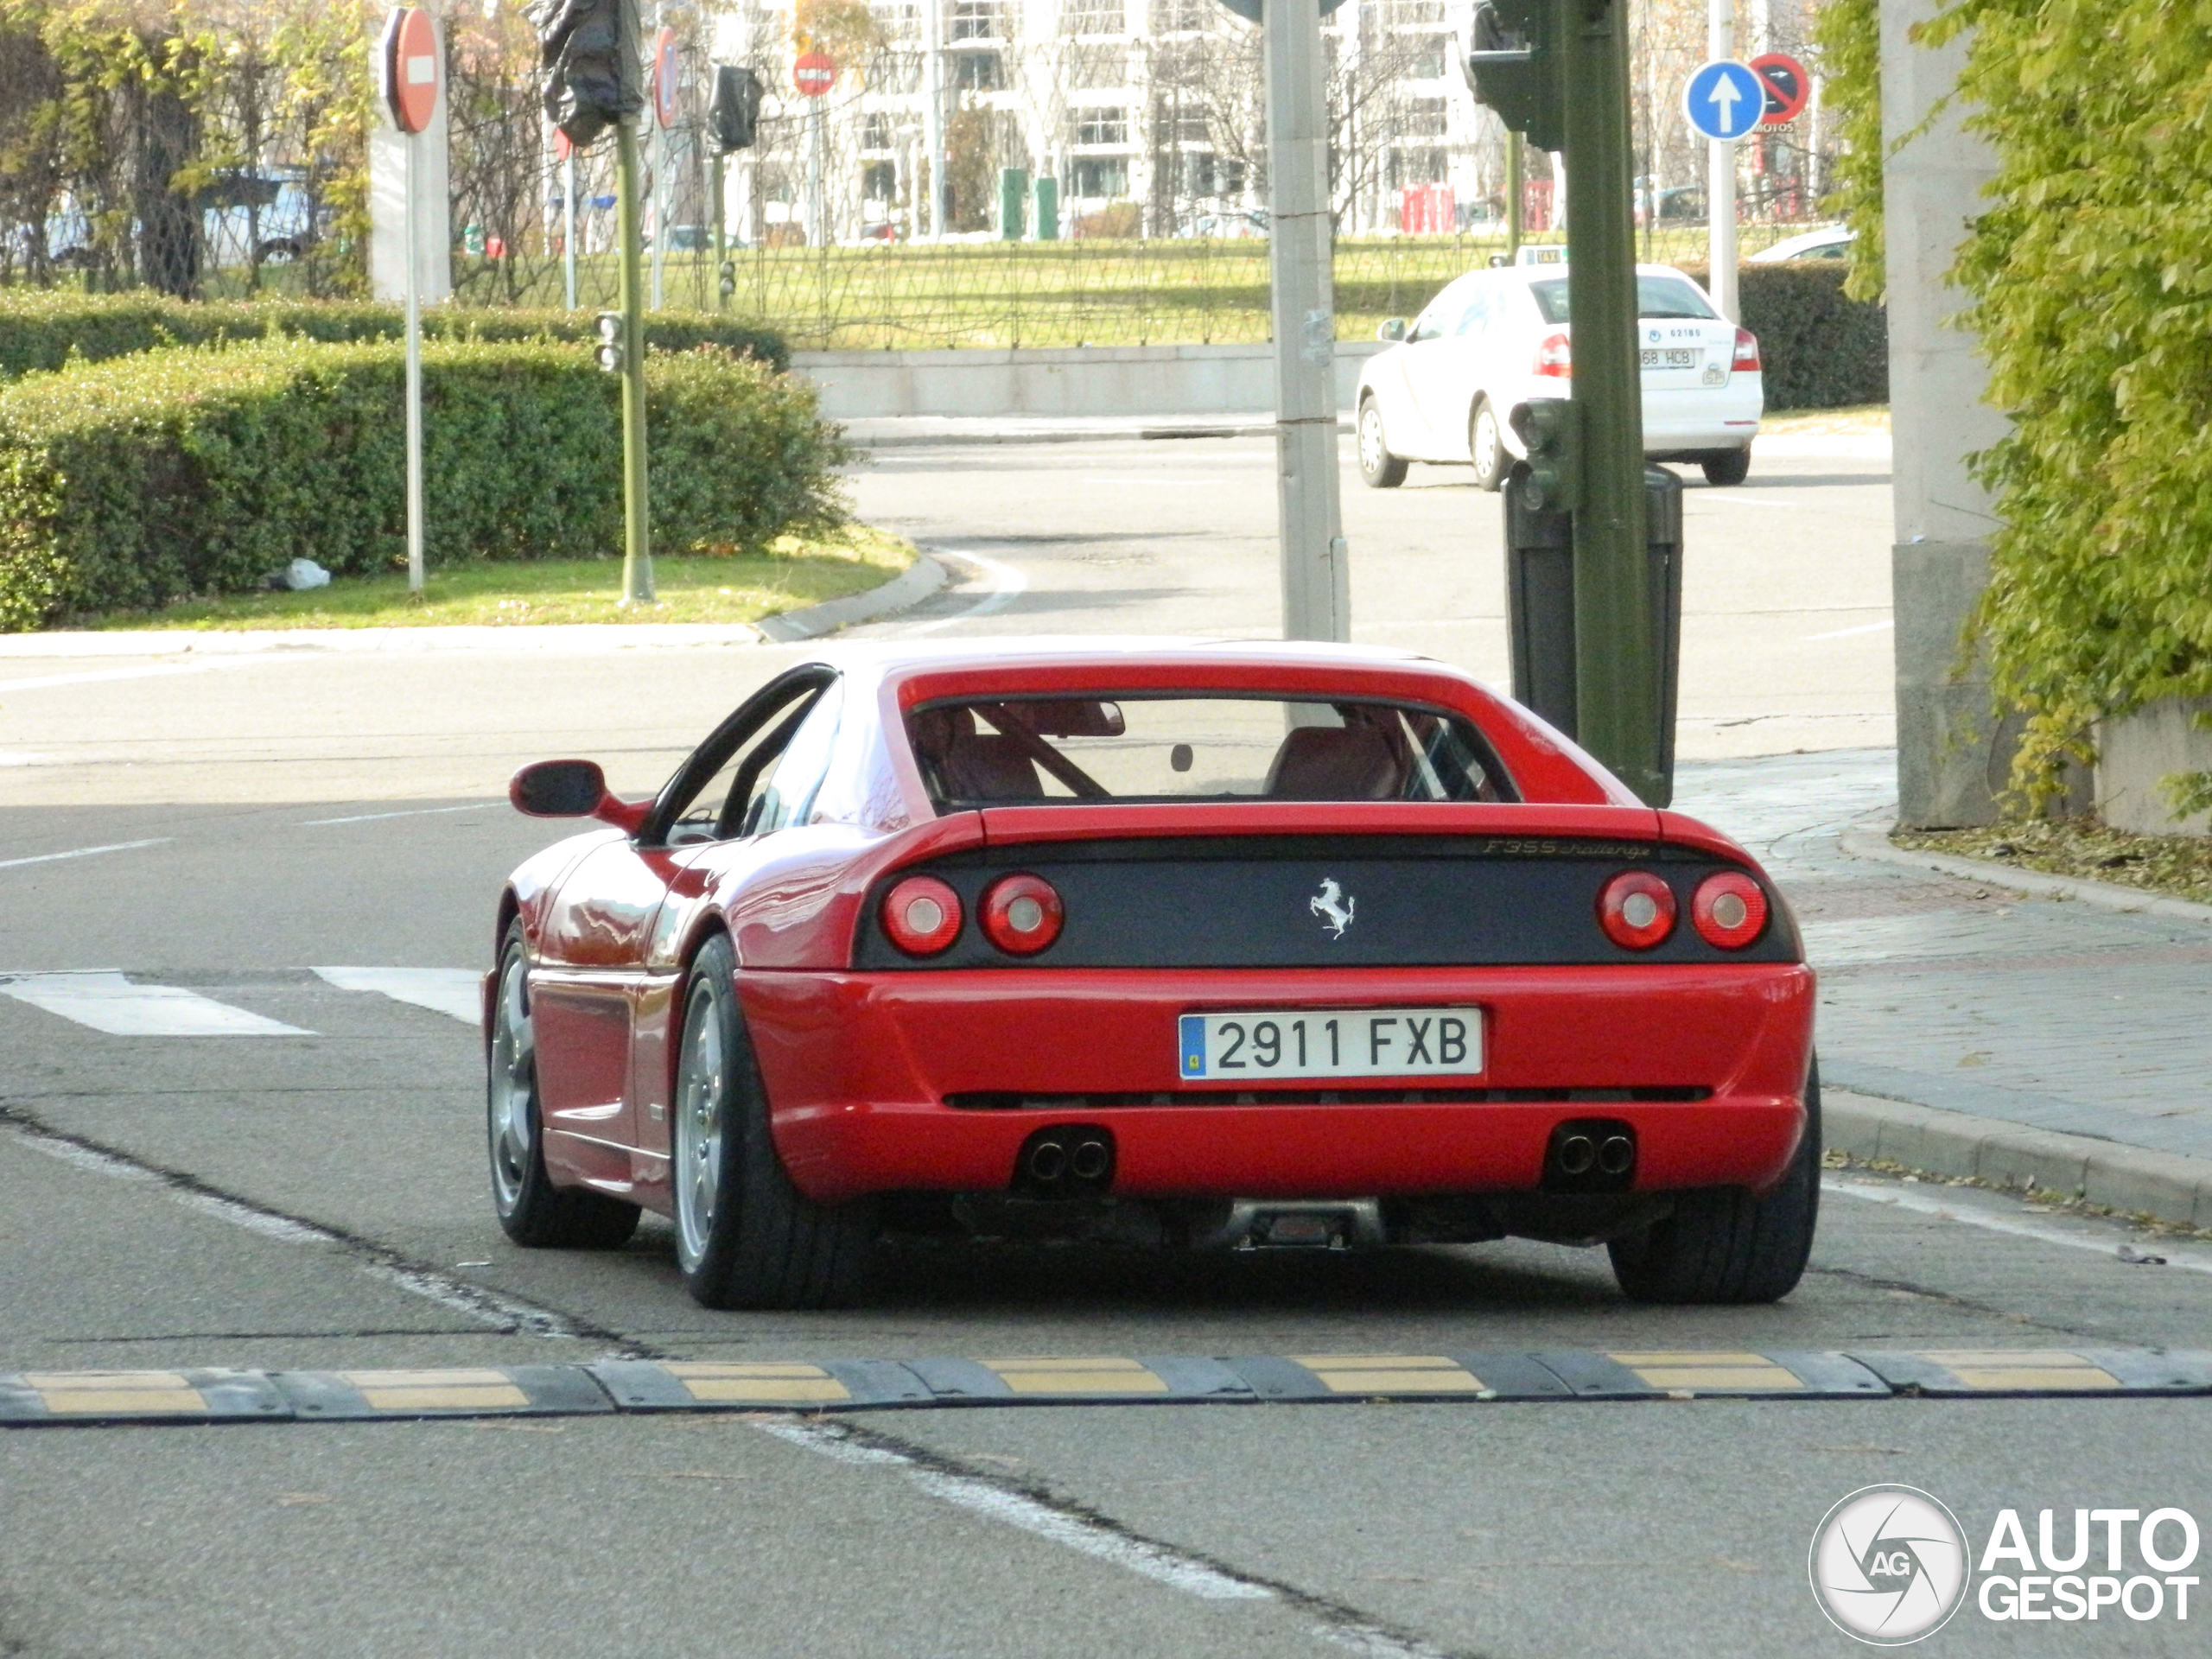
312,966,481,1025
0,971,311,1037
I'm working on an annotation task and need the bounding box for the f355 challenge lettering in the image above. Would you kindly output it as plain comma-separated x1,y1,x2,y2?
1809,1485,2201,1644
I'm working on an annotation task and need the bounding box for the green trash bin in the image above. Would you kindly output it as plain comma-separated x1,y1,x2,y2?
998,167,1027,240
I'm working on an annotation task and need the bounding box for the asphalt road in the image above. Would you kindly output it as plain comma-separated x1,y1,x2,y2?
4,435,2208,1659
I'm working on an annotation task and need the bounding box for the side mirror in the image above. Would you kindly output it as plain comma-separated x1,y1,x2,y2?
509,759,649,832
1376,318,1407,343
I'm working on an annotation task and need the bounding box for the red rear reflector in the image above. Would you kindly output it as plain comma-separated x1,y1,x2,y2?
1597,870,1676,950
881,875,963,956
1732,327,1761,372
1533,331,1572,378
1692,871,1769,949
980,873,1065,956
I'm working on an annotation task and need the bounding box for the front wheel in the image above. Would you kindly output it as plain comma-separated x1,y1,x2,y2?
671,934,875,1309
1607,1058,1821,1304
487,922,639,1249
1468,399,1509,492
1357,399,1408,489
1700,446,1752,486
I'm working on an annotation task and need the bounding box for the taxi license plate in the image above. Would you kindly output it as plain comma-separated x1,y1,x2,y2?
1641,347,1700,370
1178,1007,1483,1083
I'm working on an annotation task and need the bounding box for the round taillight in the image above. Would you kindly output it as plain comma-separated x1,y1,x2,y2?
1692,871,1769,949
881,875,963,956
1597,870,1676,950
980,873,1064,956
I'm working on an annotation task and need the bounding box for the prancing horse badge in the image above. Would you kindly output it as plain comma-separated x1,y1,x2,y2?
1309,877,1356,938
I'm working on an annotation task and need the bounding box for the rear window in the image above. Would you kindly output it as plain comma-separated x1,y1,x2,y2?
1529,274,1717,323
906,695,1516,810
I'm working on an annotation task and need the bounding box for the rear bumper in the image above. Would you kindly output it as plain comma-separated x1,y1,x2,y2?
737,964,1815,1205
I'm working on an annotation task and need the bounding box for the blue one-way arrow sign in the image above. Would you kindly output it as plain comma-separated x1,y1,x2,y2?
1683,59,1764,142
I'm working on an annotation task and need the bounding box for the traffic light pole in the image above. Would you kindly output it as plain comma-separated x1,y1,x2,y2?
1561,0,1656,800
1262,0,1349,643
615,118,654,605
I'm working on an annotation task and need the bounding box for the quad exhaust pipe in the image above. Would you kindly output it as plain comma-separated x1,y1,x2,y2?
1013,1125,1116,1198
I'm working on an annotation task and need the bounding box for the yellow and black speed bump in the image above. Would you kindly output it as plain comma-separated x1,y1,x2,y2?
269,1365,615,1421
7,1349,2212,1427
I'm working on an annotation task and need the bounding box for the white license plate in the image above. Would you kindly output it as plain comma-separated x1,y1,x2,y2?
1178,1007,1483,1082
1641,347,1700,370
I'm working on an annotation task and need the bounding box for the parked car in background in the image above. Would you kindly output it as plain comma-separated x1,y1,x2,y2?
1750,226,1854,263
1357,263,1763,491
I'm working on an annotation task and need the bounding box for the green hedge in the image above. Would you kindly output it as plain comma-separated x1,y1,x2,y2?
0,338,847,631
1673,262,1888,411
0,289,789,379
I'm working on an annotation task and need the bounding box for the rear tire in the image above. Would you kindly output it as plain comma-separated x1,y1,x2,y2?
487,922,640,1249
1469,398,1509,492
671,934,875,1309
1357,398,1408,489
1700,446,1752,486
1607,1057,1821,1304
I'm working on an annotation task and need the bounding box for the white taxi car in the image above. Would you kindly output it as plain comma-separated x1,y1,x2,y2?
1355,263,1763,490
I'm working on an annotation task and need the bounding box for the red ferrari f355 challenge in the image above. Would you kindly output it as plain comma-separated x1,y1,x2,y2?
485,639,1818,1309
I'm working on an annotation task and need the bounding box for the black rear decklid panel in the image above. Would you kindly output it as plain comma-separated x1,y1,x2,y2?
855,835,1802,969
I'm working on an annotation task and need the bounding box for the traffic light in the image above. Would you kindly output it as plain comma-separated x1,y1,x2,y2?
1462,0,1567,154
594,310,623,372
531,0,643,149
1511,397,1581,513
708,64,762,153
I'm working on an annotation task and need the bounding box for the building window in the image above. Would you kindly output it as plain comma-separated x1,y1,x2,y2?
862,113,895,150
1402,97,1448,137
1064,0,1123,35
953,49,1004,89
1173,111,1208,144
863,161,898,202
1385,0,1445,22
1404,36,1446,79
1076,106,1128,145
1151,0,1208,33
950,0,1001,40
1069,46,1126,88
1389,146,1448,188
1072,156,1129,197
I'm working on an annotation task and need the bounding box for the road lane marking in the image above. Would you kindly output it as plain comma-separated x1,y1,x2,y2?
1824,1175,2212,1276
0,970,309,1036
756,1419,1274,1601
298,804,492,826
0,838,169,871
313,965,481,1023
895,550,1029,636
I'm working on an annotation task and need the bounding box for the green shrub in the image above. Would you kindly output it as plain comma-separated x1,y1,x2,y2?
0,337,848,631
0,289,789,378
1673,262,1888,411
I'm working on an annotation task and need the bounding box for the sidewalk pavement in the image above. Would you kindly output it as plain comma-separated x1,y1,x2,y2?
1676,749,2212,1228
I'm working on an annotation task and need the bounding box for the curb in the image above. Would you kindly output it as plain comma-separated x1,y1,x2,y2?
1826,1087,2212,1230
1838,821,2212,925
0,556,940,659
846,417,1351,449
755,555,945,640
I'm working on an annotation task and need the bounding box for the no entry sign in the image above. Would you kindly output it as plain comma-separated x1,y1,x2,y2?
794,52,835,98
380,7,439,136
654,28,680,129
1751,53,1810,127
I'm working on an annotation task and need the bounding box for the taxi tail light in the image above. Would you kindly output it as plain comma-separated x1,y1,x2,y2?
1533,332,1572,378
1732,327,1761,372
881,875,963,956
980,872,1065,956
1691,871,1770,949
1597,869,1677,950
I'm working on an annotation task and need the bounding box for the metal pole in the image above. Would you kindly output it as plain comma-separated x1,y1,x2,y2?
1505,129,1522,260
1563,0,1656,799
711,148,726,310
651,105,666,308
1706,0,1738,321
404,130,424,594
808,93,825,247
563,150,578,310
1264,0,1349,643
924,0,945,240
615,118,655,605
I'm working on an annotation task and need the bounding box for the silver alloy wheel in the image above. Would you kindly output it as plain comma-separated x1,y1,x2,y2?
673,982,728,1274
487,953,534,1216
1358,404,1387,473
1471,404,1502,479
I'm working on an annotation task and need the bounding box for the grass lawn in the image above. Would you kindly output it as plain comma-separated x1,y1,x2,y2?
76,524,914,632
1895,818,2212,907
